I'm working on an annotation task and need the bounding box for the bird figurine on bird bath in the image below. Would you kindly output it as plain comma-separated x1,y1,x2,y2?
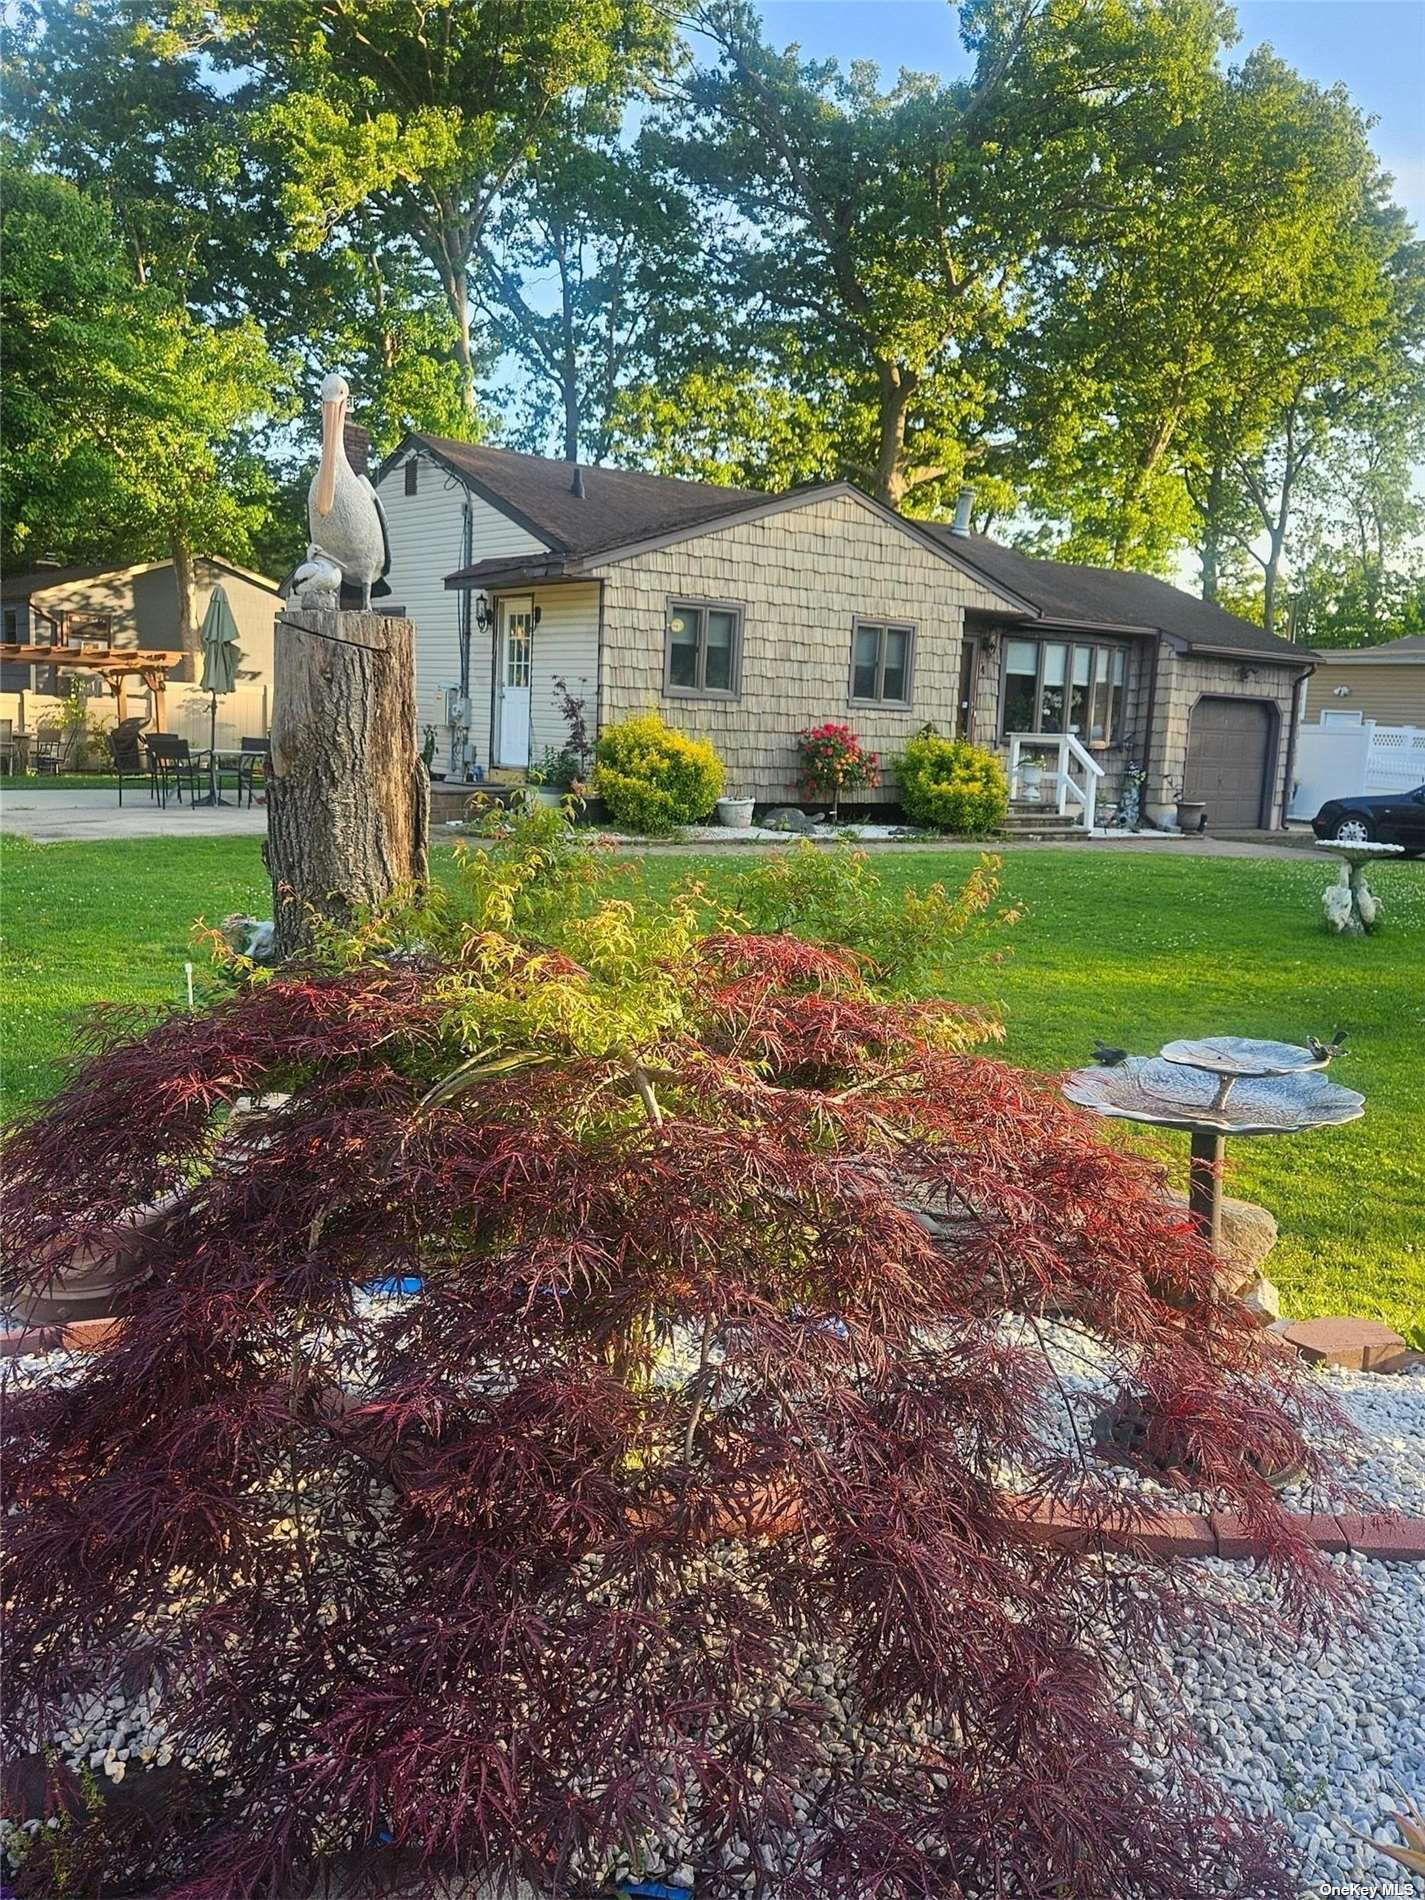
1063,1034,1363,1253
1315,839,1404,934
292,372,392,611
1064,1034,1363,1490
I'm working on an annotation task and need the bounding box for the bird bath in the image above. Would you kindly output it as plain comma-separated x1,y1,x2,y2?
1062,1036,1364,1252
1315,840,1404,935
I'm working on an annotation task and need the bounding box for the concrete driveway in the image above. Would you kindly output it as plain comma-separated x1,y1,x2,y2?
0,784,268,843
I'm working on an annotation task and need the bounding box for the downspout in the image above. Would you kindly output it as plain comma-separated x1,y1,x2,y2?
1137,635,1163,829
450,493,473,780
1279,665,1314,828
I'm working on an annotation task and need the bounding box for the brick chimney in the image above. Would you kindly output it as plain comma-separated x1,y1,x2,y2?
343,422,371,477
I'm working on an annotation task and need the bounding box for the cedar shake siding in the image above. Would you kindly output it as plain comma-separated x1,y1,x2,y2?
588,491,1013,802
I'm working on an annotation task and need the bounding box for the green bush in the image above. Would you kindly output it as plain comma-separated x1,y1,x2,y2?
895,732,1009,834
593,711,724,835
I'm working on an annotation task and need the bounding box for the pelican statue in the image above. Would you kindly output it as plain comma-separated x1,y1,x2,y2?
292,372,391,610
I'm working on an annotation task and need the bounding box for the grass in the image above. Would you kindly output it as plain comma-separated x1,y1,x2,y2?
2,833,1421,1332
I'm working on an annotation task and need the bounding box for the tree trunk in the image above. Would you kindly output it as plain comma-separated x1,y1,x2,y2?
265,609,430,958
171,536,198,667
875,363,914,508
1199,461,1224,602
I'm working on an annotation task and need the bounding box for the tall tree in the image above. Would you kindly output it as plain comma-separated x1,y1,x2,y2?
1289,385,1425,648
1016,47,1419,600
178,0,674,415
475,127,703,463
628,0,1233,513
1,157,284,635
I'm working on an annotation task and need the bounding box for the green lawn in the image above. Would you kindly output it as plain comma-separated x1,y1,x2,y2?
2,834,1421,1331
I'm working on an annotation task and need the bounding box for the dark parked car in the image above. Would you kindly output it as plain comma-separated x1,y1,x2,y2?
1311,783,1425,854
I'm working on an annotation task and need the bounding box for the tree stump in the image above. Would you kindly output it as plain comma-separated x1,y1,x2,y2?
266,608,429,956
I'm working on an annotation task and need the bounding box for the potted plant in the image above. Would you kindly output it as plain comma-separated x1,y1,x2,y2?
526,744,581,808
795,721,878,822
1173,784,1208,832
714,794,755,828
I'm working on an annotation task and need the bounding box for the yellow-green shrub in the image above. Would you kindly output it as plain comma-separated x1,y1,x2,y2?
895,733,1009,833
593,712,725,834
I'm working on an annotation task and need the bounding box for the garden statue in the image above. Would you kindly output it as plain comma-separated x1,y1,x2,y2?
1315,839,1404,933
292,371,391,610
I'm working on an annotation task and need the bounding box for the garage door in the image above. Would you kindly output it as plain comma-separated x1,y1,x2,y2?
1183,698,1273,828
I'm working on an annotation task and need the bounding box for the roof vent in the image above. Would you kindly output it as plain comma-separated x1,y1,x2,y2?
950,486,974,538
570,465,586,498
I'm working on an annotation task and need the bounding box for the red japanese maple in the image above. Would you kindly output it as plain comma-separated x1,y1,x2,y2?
1,927,1343,1899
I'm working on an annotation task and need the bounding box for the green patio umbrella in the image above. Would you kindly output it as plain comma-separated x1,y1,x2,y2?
197,584,243,805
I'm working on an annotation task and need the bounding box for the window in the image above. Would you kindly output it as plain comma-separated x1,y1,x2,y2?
849,618,915,706
404,459,419,496
2,609,17,644
1001,638,1128,743
664,599,742,697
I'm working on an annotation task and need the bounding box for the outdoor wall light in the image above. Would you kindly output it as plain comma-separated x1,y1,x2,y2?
1333,684,1353,697
472,595,492,634
532,605,543,627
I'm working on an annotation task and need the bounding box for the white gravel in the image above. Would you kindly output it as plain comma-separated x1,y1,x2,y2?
1156,1553,1425,1896
6,1326,1424,1897
1005,1316,1425,1517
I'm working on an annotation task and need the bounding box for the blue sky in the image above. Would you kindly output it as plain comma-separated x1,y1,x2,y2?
755,1,1425,228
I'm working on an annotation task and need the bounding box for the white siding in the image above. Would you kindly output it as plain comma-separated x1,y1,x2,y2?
528,584,600,766
375,447,548,769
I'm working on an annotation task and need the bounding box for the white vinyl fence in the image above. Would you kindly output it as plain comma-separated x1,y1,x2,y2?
1290,716,1425,818
166,683,272,752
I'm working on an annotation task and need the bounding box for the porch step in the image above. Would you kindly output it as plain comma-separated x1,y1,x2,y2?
1002,809,1084,830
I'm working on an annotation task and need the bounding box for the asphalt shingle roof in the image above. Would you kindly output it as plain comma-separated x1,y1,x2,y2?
922,528,1314,661
404,434,769,563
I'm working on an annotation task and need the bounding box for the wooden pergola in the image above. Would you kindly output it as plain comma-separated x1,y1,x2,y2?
6,646,183,729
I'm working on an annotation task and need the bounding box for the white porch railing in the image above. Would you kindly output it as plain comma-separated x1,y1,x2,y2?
1006,732,1105,831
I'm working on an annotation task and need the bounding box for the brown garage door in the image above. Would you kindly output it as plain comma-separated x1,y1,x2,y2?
1183,698,1273,828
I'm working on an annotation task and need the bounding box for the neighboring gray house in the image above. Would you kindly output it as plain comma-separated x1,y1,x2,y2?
376,434,1314,828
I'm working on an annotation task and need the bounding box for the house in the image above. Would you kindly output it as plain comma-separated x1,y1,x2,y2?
1302,634,1425,727
0,556,281,747
923,531,1317,829
377,433,1314,829
379,434,1023,790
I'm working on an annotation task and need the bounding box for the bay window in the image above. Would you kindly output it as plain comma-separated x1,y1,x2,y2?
1001,637,1127,743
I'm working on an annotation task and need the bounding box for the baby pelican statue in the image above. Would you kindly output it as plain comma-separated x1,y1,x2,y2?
292,372,391,610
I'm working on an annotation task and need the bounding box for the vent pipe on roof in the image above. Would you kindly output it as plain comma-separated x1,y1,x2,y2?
570,465,586,498
950,486,974,538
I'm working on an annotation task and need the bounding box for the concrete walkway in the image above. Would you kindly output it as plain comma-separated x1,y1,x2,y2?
2,785,1328,862
0,785,268,842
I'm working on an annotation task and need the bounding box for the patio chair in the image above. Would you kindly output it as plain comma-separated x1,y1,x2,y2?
142,733,202,808
107,718,148,807
238,736,270,807
31,726,63,775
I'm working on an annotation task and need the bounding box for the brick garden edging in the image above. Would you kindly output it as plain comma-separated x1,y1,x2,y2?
7,1324,1425,1563
1009,1497,1425,1563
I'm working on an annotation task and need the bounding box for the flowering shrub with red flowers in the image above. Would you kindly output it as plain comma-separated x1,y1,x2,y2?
0,830,1347,1900
795,721,878,816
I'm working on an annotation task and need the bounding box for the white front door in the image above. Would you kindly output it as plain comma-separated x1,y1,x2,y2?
496,596,533,767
